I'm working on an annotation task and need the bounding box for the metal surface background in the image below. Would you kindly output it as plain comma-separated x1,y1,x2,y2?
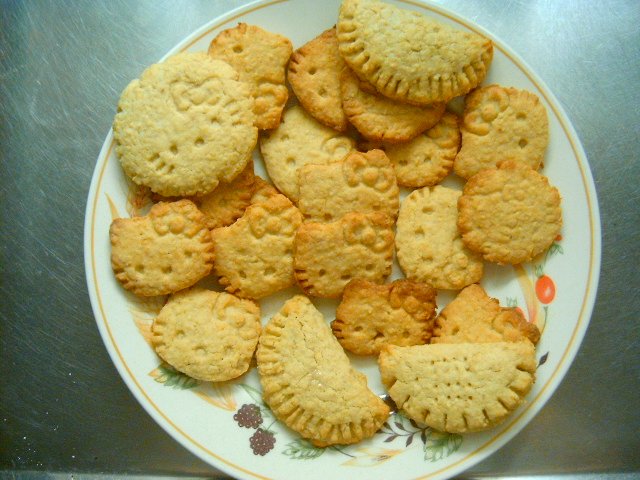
1,0,638,477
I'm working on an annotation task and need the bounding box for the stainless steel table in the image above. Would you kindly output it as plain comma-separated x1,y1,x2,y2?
1,0,638,478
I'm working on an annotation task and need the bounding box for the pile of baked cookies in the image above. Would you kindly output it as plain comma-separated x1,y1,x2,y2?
109,0,562,447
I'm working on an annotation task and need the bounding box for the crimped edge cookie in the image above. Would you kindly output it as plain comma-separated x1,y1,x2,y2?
257,295,390,446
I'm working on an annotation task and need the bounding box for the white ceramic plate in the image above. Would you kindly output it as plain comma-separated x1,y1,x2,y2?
84,1,601,478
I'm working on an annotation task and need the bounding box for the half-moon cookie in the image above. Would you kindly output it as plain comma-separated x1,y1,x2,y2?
337,0,493,104
257,295,390,446
378,342,537,433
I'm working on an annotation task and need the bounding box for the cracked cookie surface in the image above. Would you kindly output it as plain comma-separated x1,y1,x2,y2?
257,295,389,446
113,52,257,196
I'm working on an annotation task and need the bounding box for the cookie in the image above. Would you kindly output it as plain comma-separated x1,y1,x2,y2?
260,105,355,202
208,23,292,130
332,279,438,355
294,212,394,298
152,287,261,382
454,85,549,179
298,149,399,222
257,295,390,446
211,193,303,299
197,161,255,229
376,112,460,188
432,284,540,345
288,27,349,131
340,66,446,143
337,0,493,105
396,185,483,290
113,52,257,197
457,160,562,264
378,341,537,433
250,176,280,204
110,200,214,297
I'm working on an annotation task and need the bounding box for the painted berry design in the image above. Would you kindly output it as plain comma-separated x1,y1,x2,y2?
535,274,556,304
250,428,276,456
234,404,264,429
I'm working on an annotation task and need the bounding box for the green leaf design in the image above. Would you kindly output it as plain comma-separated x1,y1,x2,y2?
282,439,325,460
240,384,273,420
154,363,199,390
423,431,463,462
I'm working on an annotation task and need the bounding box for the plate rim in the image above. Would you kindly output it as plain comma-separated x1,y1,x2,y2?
83,0,602,478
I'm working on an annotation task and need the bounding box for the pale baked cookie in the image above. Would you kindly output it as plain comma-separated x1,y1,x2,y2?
377,112,460,188
257,295,390,446
340,66,446,143
332,279,437,356
113,52,257,197
197,161,255,230
152,287,261,382
378,342,536,433
337,0,493,105
288,27,349,132
208,23,292,130
110,200,214,297
457,160,562,264
432,284,540,345
211,193,303,299
298,149,399,222
396,185,483,290
294,212,394,298
454,85,549,179
260,105,355,202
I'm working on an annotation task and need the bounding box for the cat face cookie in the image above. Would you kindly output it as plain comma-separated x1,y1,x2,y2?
260,105,355,202
211,193,303,299
332,279,437,355
396,185,483,290
298,149,399,222
152,287,261,382
109,200,214,296
294,212,394,298
208,23,292,130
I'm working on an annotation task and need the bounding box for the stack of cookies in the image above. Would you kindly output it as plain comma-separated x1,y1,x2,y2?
108,0,561,447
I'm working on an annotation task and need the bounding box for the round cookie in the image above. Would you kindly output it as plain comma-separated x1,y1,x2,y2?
379,112,460,188
109,200,214,297
152,287,261,382
454,85,549,179
396,185,483,290
113,52,257,197
458,160,562,264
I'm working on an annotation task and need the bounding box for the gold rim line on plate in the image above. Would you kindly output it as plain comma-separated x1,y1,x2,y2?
89,1,599,478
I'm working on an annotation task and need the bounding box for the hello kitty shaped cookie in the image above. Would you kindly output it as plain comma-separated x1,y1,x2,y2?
294,212,394,298
211,193,303,299
298,149,399,222
454,85,549,179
